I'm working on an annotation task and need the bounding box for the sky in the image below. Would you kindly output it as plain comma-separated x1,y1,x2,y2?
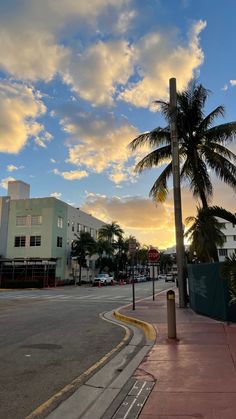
0,0,236,249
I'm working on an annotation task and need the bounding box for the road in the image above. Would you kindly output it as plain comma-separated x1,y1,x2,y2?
0,280,171,419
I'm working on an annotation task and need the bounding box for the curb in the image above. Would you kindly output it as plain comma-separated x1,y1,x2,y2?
113,309,156,342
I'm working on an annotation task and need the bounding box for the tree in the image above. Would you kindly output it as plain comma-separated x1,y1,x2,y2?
185,206,236,262
129,81,236,208
98,221,124,243
71,232,97,285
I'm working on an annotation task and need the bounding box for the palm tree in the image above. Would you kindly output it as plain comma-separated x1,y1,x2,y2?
185,206,236,262
98,221,124,243
129,81,236,208
71,232,97,285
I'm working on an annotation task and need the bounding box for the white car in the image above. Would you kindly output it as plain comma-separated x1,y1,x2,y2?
158,274,166,280
93,273,114,285
165,274,175,282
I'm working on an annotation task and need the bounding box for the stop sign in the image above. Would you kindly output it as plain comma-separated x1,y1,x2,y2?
148,248,160,262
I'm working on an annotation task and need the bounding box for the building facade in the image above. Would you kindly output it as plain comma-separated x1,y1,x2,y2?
218,220,236,261
0,181,104,282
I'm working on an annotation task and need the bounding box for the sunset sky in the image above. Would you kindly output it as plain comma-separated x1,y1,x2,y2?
0,0,236,249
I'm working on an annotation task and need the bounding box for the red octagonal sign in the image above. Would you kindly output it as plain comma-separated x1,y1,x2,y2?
148,248,160,262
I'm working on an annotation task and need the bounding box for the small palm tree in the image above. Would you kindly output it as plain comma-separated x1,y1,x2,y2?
129,81,236,207
185,206,236,262
71,232,97,285
98,221,124,243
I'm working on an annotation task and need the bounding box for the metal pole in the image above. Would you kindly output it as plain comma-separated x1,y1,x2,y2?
152,263,155,301
169,78,187,308
167,290,177,339
132,254,135,310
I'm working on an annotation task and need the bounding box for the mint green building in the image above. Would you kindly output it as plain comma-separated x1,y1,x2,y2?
1,181,104,282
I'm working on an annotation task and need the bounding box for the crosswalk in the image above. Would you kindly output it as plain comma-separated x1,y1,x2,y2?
0,291,147,303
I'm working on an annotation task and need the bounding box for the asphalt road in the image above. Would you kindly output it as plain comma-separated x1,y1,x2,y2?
0,280,171,419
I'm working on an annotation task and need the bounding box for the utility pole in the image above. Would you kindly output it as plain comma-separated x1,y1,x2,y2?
169,78,187,308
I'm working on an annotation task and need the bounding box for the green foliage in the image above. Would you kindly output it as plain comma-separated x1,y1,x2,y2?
71,232,97,284
185,206,236,263
129,81,236,207
221,254,236,305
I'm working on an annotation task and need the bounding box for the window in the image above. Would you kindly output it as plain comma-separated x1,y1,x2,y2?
233,224,235,228
219,249,228,256
16,216,27,226
30,236,41,246
72,222,74,232
57,216,63,228
233,236,236,241
14,236,26,247
31,215,42,225
67,220,70,227
57,236,63,247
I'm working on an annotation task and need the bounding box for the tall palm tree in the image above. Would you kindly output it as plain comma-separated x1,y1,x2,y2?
98,221,124,243
185,206,236,262
129,81,236,208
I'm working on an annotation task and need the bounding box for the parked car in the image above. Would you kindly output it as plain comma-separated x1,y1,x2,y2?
165,274,175,282
158,274,166,280
93,273,114,286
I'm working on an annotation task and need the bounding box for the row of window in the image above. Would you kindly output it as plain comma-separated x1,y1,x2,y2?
16,215,42,226
17,216,97,237
14,236,63,248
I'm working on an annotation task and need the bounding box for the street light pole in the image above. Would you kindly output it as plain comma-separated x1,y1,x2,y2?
169,77,187,308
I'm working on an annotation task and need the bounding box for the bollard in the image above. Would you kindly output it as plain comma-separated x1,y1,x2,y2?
167,290,177,339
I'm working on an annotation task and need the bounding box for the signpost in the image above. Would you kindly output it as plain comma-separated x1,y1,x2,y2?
148,248,160,300
129,238,137,310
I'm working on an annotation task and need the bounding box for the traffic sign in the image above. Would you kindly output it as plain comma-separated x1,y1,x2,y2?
128,238,136,254
148,248,160,262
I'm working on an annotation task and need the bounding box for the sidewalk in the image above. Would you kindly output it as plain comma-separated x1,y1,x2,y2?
119,289,236,419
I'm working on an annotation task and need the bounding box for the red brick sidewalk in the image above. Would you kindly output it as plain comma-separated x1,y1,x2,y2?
120,290,236,419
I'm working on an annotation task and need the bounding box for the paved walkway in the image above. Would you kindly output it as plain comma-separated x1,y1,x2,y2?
119,289,236,419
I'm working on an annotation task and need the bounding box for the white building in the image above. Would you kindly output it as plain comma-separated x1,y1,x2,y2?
218,220,236,261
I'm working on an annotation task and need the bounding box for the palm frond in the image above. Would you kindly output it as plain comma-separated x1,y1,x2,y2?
205,121,236,143
202,143,236,162
197,106,225,132
204,151,236,190
149,162,172,202
134,145,172,173
129,127,170,151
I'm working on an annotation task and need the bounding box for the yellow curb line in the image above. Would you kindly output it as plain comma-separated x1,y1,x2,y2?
25,326,131,419
113,310,156,341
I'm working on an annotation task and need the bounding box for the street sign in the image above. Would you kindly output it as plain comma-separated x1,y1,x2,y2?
129,239,136,254
148,248,160,262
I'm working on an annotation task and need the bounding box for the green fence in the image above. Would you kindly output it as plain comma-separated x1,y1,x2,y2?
187,262,236,322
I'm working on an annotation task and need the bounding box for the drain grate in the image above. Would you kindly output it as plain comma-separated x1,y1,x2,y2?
112,379,154,419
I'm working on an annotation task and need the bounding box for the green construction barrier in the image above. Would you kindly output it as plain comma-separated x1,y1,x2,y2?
187,262,236,322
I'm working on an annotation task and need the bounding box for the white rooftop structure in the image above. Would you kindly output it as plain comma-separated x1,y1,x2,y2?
7,180,30,200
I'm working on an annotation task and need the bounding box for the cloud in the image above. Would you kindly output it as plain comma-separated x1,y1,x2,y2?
119,20,206,108
0,29,68,82
50,192,62,199
6,164,24,172
0,80,51,153
230,80,236,86
63,40,134,106
53,168,88,180
0,0,131,83
222,84,228,91
57,106,140,183
82,193,176,248
0,176,16,189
